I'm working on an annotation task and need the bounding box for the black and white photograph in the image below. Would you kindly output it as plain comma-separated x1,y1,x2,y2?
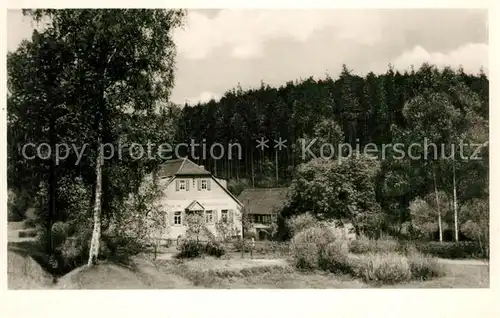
4,7,491,293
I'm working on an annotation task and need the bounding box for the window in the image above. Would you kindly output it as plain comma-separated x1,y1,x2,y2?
197,179,211,191
221,210,228,222
205,210,213,223
263,215,270,224
179,180,186,190
174,211,182,225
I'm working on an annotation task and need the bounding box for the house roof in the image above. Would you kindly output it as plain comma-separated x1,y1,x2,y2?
237,188,289,215
160,157,244,208
159,157,211,178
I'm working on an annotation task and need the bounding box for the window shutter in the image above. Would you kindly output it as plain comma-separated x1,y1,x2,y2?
186,180,190,191
229,209,234,223
168,212,174,226
214,210,218,223
197,179,201,190
175,180,179,191
181,210,186,225
207,179,211,190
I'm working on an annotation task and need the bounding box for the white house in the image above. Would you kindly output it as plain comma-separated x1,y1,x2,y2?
156,158,243,240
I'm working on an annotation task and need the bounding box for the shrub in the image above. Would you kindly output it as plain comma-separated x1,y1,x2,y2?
205,241,226,258
413,241,487,259
249,241,289,257
233,239,251,253
177,239,204,258
407,252,445,280
100,234,144,263
355,252,412,284
318,240,352,274
51,222,70,249
290,225,337,270
348,239,371,254
348,237,400,254
7,189,30,222
286,212,317,237
8,210,24,222
18,229,38,238
24,218,37,229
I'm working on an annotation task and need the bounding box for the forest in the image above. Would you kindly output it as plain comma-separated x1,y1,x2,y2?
173,63,489,241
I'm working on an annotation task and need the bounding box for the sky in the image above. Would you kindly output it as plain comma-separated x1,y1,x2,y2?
7,9,488,105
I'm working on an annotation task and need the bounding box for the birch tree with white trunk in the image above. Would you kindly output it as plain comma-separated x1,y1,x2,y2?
24,9,186,265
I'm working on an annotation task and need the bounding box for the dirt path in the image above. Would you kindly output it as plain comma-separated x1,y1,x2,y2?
437,258,489,266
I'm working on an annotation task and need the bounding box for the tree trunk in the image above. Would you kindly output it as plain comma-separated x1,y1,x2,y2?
452,160,459,242
88,138,104,266
275,149,279,186
433,171,443,242
251,149,255,188
245,143,249,179
236,159,239,181
47,117,56,254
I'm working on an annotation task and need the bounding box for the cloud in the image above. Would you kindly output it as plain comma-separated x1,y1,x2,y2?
174,9,384,60
183,91,221,105
7,10,51,52
391,43,488,74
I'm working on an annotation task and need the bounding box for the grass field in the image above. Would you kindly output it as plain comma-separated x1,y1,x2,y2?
7,221,488,289
7,249,489,289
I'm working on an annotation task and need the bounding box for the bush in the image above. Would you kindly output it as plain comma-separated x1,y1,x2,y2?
18,229,38,238
51,222,70,249
100,234,144,263
177,240,204,258
8,211,24,222
177,239,226,258
24,218,37,229
412,241,487,259
286,212,317,237
350,250,444,284
205,241,226,258
355,252,412,284
290,225,338,270
7,189,30,222
348,237,400,254
318,240,352,274
232,239,251,253
254,241,290,257
407,252,445,280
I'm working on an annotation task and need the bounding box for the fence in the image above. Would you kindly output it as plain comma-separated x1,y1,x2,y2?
148,236,290,259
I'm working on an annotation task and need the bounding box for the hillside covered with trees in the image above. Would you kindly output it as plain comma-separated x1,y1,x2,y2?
173,64,488,241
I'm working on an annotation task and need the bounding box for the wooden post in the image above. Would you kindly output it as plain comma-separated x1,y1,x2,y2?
241,237,244,259
250,237,255,259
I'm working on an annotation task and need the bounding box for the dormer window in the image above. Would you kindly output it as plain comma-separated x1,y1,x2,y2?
176,179,190,191
179,180,186,190
197,179,211,191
